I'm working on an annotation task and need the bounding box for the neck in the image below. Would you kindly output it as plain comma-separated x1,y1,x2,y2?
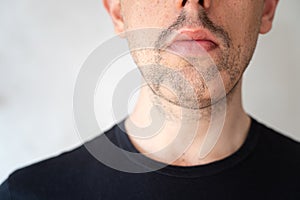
125,80,251,166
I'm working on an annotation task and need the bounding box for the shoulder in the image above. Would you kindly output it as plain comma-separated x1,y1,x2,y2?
0,125,119,199
254,118,300,154
0,145,91,199
252,118,300,173
0,180,11,200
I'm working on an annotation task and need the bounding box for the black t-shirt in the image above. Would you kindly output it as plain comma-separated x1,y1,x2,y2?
1,118,300,200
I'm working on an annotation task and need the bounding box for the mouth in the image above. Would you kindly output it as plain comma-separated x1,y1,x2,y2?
164,28,219,57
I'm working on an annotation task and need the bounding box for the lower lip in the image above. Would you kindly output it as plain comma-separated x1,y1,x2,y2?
167,40,217,57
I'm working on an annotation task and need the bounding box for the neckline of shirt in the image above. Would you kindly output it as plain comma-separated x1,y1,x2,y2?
114,117,261,178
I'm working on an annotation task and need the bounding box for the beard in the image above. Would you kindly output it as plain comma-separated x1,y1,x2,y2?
127,9,257,110
137,45,239,110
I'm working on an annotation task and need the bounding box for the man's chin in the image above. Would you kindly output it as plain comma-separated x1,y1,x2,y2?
154,92,217,110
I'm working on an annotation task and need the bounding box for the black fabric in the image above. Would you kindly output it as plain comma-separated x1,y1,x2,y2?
1,118,300,200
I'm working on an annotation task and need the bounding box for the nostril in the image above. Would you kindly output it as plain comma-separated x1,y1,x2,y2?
198,0,204,6
181,0,205,7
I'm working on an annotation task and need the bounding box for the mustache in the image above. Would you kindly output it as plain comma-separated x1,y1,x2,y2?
155,9,231,49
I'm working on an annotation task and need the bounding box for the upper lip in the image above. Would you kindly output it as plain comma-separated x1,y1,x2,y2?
165,28,218,47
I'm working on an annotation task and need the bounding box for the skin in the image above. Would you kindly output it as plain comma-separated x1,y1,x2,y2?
103,0,279,166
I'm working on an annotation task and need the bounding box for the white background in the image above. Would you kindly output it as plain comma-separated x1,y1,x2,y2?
0,0,299,183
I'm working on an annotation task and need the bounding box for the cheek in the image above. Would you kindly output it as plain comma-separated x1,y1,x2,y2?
206,3,262,93
219,3,262,48
122,1,178,30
